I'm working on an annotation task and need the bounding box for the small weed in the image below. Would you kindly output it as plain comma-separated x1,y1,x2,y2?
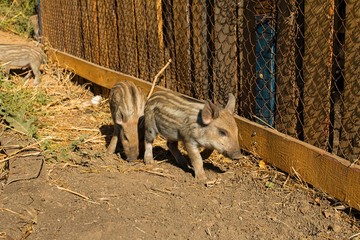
0,0,37,36
0,78,51,137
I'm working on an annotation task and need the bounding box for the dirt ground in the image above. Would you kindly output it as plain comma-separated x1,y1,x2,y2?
0,31,359,240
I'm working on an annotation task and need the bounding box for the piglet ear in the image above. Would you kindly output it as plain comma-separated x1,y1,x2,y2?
202,100,220,125
225,93,236,113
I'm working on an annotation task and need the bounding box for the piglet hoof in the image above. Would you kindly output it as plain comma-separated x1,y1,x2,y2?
144,157,155,165
105,148,115,156
195,172,207,183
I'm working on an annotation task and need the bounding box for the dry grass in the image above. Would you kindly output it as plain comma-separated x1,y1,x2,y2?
0,62,297,182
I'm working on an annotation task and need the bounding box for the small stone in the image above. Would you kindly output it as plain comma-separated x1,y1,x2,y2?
332,224,342,233
323,209,333,218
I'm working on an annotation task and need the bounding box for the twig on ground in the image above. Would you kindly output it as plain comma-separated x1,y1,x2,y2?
56,185,89,199
139,169,176,180
2,136,51,159
68,127,100,132
349,232,360,239
150,187,172,195
0,151,41,163
291,167,307,187
56,186,99,204
0,122,29,136
0,207,27,220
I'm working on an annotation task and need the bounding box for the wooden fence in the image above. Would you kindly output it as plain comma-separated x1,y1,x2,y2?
39,0,359,162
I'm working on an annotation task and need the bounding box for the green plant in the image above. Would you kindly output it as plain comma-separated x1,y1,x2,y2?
0,0,37,36
0,80,51,137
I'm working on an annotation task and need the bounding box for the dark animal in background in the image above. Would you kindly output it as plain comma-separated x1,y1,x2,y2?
144,90,242,181
0,44,46,85
28,14,40,41
107,81,146,161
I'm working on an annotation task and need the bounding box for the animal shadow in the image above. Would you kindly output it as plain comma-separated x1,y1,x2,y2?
99,125,168,161
166,150,226,177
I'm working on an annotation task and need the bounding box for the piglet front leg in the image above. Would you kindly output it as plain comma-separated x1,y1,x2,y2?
184,142,207,181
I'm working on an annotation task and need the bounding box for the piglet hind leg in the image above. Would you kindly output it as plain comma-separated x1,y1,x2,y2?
144,128,156,164
167,141,189,169
184,142,207,181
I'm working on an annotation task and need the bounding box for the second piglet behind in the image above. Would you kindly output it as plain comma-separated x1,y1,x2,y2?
107,81,146,161
144,91,242,181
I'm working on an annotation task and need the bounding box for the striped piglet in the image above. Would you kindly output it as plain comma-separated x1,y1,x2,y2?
107,81,146,161
144,91,242,181
0,44,46,85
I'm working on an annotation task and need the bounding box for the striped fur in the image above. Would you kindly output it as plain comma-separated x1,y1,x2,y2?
0,44,46,85
144,90,241,181
107,81,146,161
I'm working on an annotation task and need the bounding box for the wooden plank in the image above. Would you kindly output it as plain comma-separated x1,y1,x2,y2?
49,48,360,210
41,0,61,50
116,0,137,76
90,0,100,64
192,0,210,100
173,0,192,95
240,0,257,118
134,0,149,80
236,0,245,113
339,0,360,161
79,0,92,62
212,0,237,106
96,1,108,67
302,1,334,149
104,0,119,70
162,0,177,90
146,0,165,84
62,0,73,55
71,0,84,58
274,0,299,137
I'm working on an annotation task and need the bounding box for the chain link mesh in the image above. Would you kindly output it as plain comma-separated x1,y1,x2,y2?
40,0,359,162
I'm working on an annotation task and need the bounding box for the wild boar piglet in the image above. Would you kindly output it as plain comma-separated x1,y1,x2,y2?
107,81,146,161
144,91,241,181
0,44,46,85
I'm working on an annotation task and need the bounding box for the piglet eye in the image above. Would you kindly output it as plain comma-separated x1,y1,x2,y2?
218,128,228,137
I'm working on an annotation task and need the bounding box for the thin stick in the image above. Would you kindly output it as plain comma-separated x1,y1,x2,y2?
252,115,276,130
0,207,27,220
150,187,172,195
147,59,172,99
56,186,90,200
0,152,41,163
0,137,51,163
140,169,176,180
0,122,28,136
68,127,100,132
349,232,360,239
0,144,22,149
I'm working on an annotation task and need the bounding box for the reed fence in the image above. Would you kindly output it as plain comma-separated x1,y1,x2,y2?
39,0,359,162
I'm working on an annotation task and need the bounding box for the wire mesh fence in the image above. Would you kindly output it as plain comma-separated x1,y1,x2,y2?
39,0,359,162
